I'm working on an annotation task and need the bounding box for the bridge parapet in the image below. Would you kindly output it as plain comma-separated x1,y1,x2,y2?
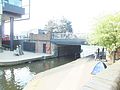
52,32,78,39
51,33,88,45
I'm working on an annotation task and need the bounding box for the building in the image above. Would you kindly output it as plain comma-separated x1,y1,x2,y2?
0,0,27,52
26,29,81,59
24,29,52,54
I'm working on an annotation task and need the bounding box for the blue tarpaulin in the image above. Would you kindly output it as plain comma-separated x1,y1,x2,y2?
91,61,107,75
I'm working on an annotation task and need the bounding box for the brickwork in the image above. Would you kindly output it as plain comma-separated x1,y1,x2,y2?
29,32,51,41
29,32,51,54
46,42,51,54
35,41,51,54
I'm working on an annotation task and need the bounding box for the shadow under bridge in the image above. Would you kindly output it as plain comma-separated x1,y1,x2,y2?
51,39,87,59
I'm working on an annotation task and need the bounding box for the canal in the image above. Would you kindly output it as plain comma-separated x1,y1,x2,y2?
0,57,74,90
0,45,100,90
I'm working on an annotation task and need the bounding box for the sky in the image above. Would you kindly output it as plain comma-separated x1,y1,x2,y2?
4,0,120,35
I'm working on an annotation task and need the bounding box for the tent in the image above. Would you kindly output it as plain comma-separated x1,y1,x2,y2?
91,61,107,75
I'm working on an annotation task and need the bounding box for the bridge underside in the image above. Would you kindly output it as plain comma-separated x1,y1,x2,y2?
51,39,87,45
56,45,81,59
51,39,84,59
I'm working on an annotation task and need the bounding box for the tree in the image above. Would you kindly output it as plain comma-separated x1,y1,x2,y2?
44,19,57,32
44,17,73,33
59,17,73,33
89,13,120,63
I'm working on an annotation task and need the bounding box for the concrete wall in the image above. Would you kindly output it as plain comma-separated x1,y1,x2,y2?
81,61,120,90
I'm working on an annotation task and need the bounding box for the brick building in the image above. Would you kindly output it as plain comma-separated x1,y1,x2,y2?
29,30,52,54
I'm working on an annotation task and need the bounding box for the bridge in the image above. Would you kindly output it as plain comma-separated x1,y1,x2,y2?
50,33,88,58
51,39,87,45
51,32,88,45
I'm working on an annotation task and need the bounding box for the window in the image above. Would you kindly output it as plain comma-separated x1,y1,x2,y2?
3,0,8,3
0,0,2,15
4,0,22,7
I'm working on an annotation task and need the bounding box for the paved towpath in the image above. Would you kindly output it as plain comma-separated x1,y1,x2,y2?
23,56,99,90
0,50,52,66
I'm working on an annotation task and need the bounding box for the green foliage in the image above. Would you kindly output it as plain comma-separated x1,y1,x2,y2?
44,17,73,33
89,13,120,51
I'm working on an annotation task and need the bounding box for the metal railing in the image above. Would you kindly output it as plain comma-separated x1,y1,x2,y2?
52,33,78,39
51,32,88,40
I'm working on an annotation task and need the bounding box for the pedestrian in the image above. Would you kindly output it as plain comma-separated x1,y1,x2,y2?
19,45,24,55
97,48,100,58
101,48,104,59
102,48,104,52
94,51,98,60
14,45,20,56
102,48,104,55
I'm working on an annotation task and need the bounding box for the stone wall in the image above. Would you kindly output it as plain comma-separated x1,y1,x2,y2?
81,61,120,90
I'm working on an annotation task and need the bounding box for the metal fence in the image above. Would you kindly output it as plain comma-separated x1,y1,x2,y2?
23,42,35,52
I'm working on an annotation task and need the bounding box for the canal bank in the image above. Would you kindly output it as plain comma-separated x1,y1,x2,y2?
0,45,99,66
0,50,53,66
23,55,98,90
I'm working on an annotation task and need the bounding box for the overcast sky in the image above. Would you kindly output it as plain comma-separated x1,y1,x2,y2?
4,0,120,35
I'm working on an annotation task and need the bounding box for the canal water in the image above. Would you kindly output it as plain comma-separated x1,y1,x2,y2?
0,45,100,90
0,57,74,90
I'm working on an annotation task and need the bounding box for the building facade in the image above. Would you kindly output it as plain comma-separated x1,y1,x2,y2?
27,30,81,59
0,0,25,52
28,30,52,54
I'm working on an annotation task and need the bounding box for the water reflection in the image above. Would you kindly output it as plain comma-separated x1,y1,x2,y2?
0,57,74,90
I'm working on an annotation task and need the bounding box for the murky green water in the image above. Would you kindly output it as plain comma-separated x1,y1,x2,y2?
0,57,74,90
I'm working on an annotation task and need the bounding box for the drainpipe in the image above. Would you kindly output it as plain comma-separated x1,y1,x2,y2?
49,31,52,54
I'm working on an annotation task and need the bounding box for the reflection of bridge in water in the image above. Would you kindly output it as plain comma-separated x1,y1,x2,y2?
51,33,88,58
